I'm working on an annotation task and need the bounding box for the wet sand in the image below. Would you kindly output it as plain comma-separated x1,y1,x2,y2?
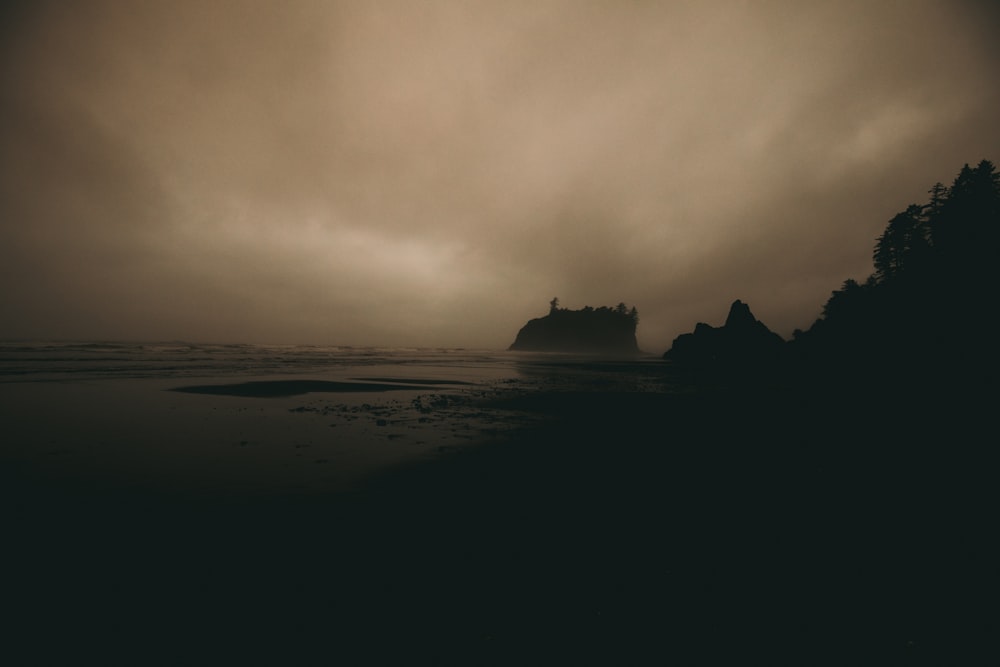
4,363,996,664
0,371,534,499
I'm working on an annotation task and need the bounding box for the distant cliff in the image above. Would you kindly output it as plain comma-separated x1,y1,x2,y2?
664,299,784,365
509,300,640,355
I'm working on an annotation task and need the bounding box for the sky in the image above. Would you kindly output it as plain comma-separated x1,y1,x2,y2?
2,0,998,351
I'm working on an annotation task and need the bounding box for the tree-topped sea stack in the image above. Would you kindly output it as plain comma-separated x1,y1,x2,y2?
508,298,641,355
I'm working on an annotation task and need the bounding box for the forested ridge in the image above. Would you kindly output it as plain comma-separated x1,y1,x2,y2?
787,159,1000,381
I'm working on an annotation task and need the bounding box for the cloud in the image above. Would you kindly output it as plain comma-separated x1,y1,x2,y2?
2,0,998,348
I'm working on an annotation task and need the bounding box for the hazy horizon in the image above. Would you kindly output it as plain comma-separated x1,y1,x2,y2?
3,1,999,351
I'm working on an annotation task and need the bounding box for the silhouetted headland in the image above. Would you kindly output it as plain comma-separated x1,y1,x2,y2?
509,297,641,355
663,159,1000,391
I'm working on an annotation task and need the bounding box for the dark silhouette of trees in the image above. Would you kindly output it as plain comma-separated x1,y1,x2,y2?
926,181,948,220
792,158,1000,379
820,278,863,320
929,159,1000,275
873,205,930,282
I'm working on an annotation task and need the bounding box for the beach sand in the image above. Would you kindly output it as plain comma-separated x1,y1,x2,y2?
3,361,995,664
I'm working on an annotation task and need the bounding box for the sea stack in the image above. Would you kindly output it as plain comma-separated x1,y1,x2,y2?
663,299,784,365
509,300,641,356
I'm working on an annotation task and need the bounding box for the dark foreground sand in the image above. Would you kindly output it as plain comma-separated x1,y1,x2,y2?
4,363,997,665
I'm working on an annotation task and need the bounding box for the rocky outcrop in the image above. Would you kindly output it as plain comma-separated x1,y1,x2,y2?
509,304,640,355
663,300,784,365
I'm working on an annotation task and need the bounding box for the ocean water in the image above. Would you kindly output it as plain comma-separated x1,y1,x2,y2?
0,339,675,391
0,340,519,384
